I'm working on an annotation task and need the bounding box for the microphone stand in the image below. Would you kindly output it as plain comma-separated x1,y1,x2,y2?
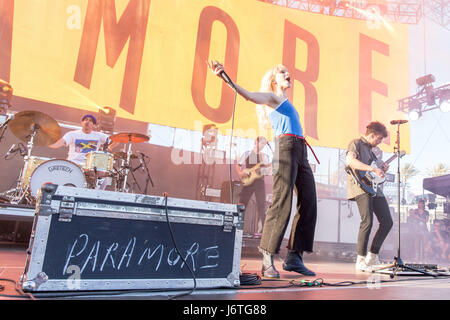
129,164,142,194
141,153,154,195
377,122,436,278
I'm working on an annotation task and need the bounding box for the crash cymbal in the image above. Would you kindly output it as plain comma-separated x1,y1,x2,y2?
109,132,149,144
113,151,138,160
9,110,61,146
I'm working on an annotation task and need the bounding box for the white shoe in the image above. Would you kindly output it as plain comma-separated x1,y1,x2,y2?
365,252,381,267
355,255,370,272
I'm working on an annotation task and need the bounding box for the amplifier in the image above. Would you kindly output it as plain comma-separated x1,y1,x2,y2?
220,180,243,204
21,184,244,292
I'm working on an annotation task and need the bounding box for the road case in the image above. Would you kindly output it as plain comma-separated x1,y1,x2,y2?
21,184,244,292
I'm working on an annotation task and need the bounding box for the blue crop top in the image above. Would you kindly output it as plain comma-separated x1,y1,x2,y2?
269,99,303,138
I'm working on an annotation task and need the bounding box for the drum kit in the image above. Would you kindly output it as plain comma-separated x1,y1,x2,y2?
0,110,151,205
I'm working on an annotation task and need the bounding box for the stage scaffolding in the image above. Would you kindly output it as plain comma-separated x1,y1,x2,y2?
257,0,450,30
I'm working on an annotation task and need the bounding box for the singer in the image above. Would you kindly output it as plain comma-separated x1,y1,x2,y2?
345,121,393,272
208,61,317,278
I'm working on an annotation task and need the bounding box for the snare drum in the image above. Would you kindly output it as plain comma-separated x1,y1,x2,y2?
29,159,86,197
85,151,114,177
21,156,51,189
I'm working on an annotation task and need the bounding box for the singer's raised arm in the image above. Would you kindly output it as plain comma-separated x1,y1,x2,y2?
207,60,282,109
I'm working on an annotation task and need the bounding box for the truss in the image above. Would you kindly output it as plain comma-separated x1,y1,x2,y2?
427,0,450,30
398,83,450,114
257,0,450,29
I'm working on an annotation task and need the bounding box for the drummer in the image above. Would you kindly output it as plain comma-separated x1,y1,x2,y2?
49,114,116,166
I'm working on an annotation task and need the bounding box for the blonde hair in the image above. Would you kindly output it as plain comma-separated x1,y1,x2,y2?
256,65,287,139
259,64,287,93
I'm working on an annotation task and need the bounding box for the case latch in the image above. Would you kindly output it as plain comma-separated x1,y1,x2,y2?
223,211,234,232
59,196,75,222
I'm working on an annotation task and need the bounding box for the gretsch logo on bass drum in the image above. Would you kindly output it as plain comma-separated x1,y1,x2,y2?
48,165,73,174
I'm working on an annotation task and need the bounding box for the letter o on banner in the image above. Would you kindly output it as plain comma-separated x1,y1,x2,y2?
191,6,240,123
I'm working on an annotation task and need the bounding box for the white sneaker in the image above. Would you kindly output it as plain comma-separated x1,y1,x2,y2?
355,255,370,272
365,252,381,267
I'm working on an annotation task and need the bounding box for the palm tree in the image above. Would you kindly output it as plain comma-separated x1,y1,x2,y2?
400,163,419,203
427,163,450,177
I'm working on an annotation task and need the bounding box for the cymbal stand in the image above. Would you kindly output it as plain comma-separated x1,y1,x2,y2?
0,124,37,204
15,126,37,203
141,153,154,194
25,124,37,158
122,137,133,192
128,165,142,194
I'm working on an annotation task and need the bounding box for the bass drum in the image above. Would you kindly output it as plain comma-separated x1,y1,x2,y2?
29,159,86,197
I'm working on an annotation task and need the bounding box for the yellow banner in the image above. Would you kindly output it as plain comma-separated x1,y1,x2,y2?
7,0,410,151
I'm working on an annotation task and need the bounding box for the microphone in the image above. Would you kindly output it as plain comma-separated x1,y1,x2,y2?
211,60,235,90
218,70,235,90
390,120,408,125
139,152,145,171
4,143,17,159
18,143,27,156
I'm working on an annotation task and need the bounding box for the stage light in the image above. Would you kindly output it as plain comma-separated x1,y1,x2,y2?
439,97,450,113
399,78,449,120
416,74,435,87
425,86,436,106
408,109,420,121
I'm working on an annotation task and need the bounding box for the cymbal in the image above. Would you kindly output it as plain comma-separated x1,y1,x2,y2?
9,110,61,146
109,132,149,144
113,151,138,160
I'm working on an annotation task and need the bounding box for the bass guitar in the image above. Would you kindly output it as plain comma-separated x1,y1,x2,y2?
240,162,269,187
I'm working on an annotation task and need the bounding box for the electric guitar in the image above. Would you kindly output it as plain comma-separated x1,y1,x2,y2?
346,151,406,196
240,162,269,187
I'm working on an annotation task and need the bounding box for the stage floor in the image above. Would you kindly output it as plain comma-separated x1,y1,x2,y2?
1,243,449,301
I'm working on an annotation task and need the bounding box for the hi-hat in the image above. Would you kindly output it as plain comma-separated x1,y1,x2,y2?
9,110,61,146
110,132,149,144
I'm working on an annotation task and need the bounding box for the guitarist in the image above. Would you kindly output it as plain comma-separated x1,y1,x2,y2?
345,121,393,272
236,136,270,237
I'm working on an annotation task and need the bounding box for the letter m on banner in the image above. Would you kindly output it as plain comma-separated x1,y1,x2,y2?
74,0,150,114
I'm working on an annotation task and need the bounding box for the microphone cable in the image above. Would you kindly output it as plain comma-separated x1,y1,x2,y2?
228,89,238,204
162,193,197,300
239,272,261,285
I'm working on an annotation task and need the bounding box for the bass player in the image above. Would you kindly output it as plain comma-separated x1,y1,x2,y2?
236,136,271,237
